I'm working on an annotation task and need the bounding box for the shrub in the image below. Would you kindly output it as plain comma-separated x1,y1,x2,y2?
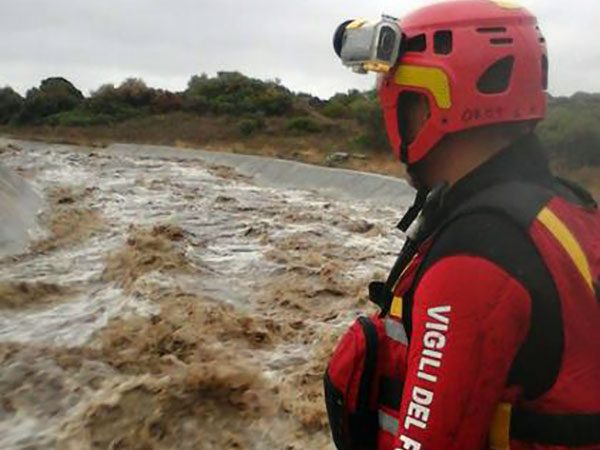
151,91,183,113
182,94,209,114
286,117,321,134
322,101,347,119
87,79,160,118
354,96,389,152
350,133,373,150
322,90,364,119
115,78,156,107
0,87,23,124
87,84,121,114
185,72,293,117
17,77,84,124
538,93,600,168
237,117,265,136
43,109,114,127
86,84,145,121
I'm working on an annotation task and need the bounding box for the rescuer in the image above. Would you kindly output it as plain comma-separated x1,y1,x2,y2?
325,1,600,449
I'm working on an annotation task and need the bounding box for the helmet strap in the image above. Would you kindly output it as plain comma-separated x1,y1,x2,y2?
397,181,450,237
400,141,409,164
397,187,428,233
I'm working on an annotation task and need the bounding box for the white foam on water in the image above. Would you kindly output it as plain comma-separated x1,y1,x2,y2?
0,139,412,449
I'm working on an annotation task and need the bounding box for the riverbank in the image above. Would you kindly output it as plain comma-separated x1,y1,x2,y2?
2,120,597,200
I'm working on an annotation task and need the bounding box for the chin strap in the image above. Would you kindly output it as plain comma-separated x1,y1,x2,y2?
396,188,429,233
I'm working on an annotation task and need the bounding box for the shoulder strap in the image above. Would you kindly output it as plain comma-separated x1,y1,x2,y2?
555,177,598,210
410,181,564,400
442,180,553,232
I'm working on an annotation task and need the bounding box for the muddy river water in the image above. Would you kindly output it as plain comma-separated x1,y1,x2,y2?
0,140,412,449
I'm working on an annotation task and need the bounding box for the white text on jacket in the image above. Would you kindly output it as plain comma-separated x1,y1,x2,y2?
396,305,452,450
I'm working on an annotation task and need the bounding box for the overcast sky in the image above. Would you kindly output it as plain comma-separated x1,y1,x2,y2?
0,0,597,99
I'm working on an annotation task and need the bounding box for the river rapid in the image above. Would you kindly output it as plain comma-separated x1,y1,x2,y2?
0,140,410,450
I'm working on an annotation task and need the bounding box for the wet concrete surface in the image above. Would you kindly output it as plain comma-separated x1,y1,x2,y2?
0,149,41,257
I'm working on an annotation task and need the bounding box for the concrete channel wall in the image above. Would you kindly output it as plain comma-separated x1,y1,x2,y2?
107,143,415,206
0,161,40,257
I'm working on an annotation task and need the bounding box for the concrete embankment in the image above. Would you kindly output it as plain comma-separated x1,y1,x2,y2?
0,160,40,257
112,143,415,206
0,138,413,258
0,138,414,207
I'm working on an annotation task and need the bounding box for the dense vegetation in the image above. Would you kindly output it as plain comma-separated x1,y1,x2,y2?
540,94,600,168
0,73,598,169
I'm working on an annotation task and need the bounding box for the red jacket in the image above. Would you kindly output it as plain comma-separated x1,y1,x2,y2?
378,140,600,450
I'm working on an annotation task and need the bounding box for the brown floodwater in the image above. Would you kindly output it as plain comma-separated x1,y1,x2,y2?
0,141,408,449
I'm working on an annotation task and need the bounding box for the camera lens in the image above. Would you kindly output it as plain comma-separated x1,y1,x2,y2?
333,20,354,57
377,27,396,61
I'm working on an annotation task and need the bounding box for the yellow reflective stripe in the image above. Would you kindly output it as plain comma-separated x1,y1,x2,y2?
490,0,523,9
347,19,367,30
538,208,594,292
363,62,392,73
489,403,512,450
390,296,403,319
394,65,452,109
392,253,419,291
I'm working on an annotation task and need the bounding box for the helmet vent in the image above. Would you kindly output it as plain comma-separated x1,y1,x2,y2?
477,27,507,34
434,30,453,55
542,55,549,90
477,56,515,94
405,34,426,52
535,25,546,44
490,38,514,45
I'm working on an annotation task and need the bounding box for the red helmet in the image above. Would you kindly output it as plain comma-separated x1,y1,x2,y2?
379,0,548,165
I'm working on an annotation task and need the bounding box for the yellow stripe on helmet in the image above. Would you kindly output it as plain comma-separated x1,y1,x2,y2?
346,19,368,30
538,207,594,292
363,62,392,73
490,0,523,9
394,65,452,109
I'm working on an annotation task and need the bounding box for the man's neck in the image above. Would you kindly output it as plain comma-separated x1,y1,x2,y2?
419,129,521,189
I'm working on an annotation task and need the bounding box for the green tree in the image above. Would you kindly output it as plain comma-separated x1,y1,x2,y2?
355,102,389,152
151,90,183,113
0,87,23,124
538,93,600,168
322,90,364,119
17,77,83,124
184,72,293,116
87,84,121,114
85,82,146,121
115,78,156,107
286,117,322,134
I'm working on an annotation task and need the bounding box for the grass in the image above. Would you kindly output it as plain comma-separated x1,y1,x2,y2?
0,112,403,177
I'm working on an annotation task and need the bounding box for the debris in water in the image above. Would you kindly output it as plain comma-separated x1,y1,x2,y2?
0,282,73,310
102,225,194,290
33,186,106,253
